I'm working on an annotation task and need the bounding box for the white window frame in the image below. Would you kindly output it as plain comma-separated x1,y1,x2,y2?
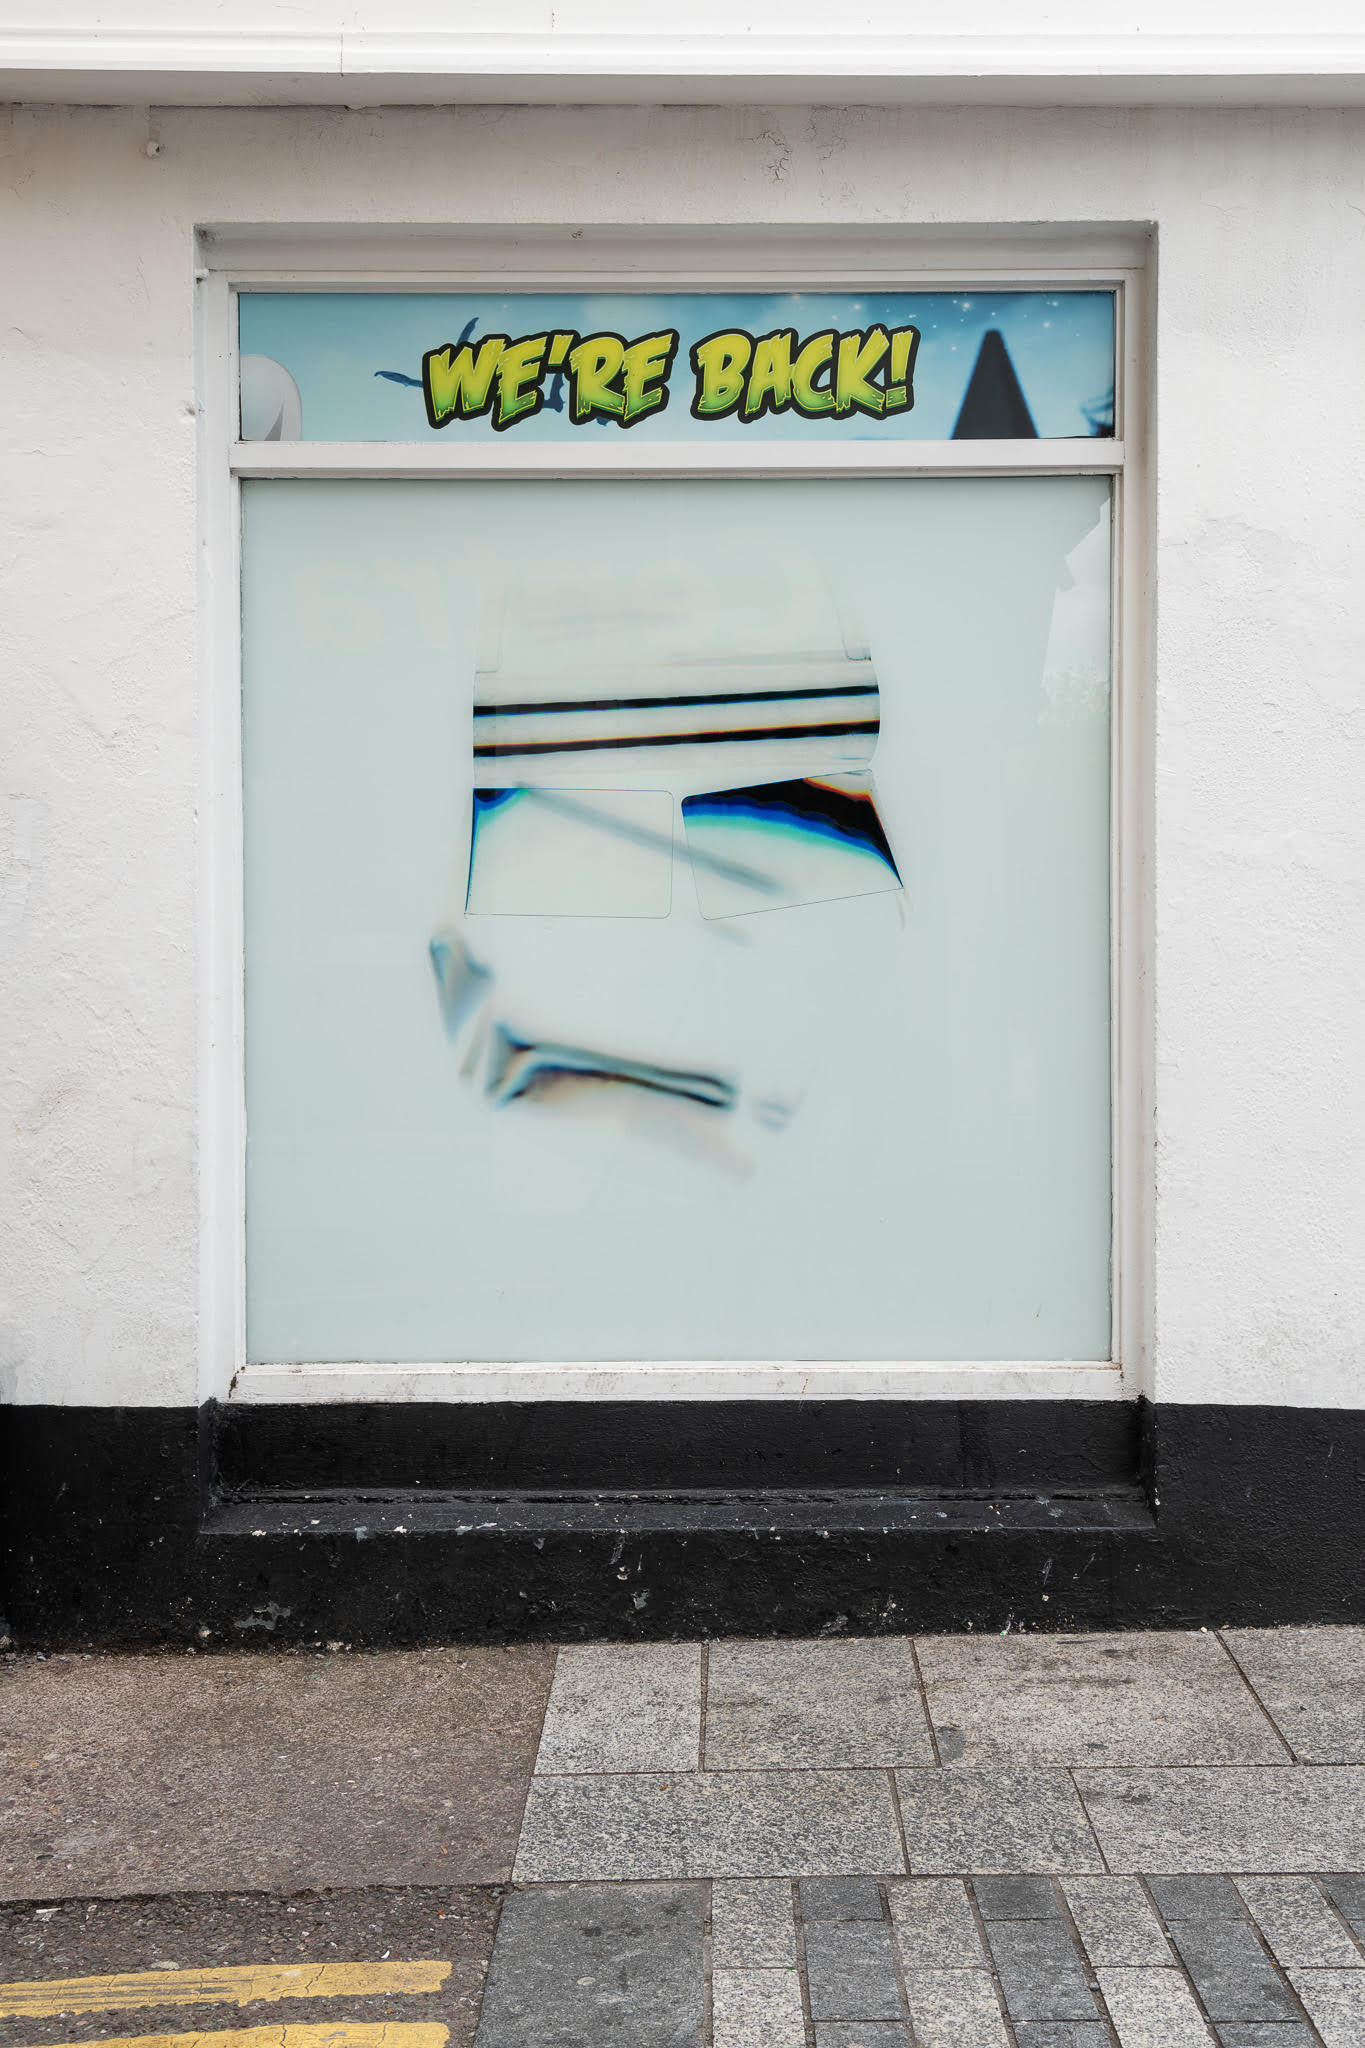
197,224,1152,1410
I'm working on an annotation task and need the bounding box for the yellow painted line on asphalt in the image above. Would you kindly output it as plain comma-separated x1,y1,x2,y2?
0,1963,451,2020
6,2027,449,2048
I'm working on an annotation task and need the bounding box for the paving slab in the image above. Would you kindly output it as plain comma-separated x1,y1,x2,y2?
472,1880,704,2047
800,1877,885,1922
814,2025,909,2045
1222,1629,1365,1763
533,1644,701,1775
711,1880,797,1967
1234,1877,1363,1967
1061,1877,1173,1966
0,1648,553,1896
1215,2026,1317,2045
887,1879,987,1967
711,1964,806,2047
1012,2027,1110,2046
0,1888,499,2048
513,1769,905,1881
705,1640,933,1769
1076,1769,1365,1873
974,1876,1061,1920
1148,1877,1247,1922
901,1967,1010,2047
1287,1966,1365,2047
803,1920,902,2022
1097,1965,1217,2046
895,1768,1104,1873
1318,1873,1365,1940
916,1633,1285,1767
1164,1919,1298,2023
984,1919,1099,2023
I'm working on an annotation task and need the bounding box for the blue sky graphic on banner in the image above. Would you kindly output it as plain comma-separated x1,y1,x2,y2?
238,290,1115,443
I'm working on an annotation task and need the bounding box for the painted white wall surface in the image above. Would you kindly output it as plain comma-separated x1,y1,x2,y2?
1,101,1362,1409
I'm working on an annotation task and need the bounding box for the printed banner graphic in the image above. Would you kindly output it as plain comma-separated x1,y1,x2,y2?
239,290,1115,443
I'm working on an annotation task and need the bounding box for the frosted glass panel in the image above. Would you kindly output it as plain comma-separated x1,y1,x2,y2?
241,477,1111,1362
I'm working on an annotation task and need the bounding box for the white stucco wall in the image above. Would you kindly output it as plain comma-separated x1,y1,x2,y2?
1,101,1362,1410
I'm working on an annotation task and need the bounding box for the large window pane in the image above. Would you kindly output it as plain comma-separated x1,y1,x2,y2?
241,476,1111,1362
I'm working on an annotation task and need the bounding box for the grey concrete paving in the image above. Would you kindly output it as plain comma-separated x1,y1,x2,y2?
887,1877,987,1967
1233,1876,1362,1966
533,1644,701,1775
800,1876,884,1922
813,2025,908,2046
1061,1876,1174,1965
0,1888,500,2048
711,1963,805,2046
896,1767,1105,1872
704,1641,933,1769
1076,1767,1365,1872
514,1769,905,1881
1162,1918,1299,2023
0,1647,553,1896
1223,1627,1365,1763
918,1630,1288,1766
1096,1965,1215,2046
900,1966,1010,2045
802,1920,902,2022
888,1875,982,1966
471,1881,705,2046
982,1919,1100,2024
710,1879,796,1966
9,1627,1365,2043
1288,1967,1365,2046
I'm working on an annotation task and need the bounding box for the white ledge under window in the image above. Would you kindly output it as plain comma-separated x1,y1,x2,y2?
6,28,1365,106
229,1362,1127,1404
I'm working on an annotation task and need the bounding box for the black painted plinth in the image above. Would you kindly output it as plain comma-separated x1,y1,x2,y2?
2,1399,1363,1646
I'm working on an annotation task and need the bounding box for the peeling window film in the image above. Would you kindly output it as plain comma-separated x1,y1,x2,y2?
241,476,1113,1363
465,789,674,918
682,775,901,919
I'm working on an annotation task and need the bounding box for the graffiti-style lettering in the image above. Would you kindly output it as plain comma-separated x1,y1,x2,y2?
690,332,753,420
423,336,507,428
792,331,836,415
421,321,917,430
835,326,891,418
689,323,919,425
567,331,679,427
494,333,549,430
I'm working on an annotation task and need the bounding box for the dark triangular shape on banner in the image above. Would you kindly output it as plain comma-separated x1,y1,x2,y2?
952,329,1038,439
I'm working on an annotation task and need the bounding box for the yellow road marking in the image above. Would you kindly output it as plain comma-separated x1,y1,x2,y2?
0,1964,451,2020
6,2027,449,2048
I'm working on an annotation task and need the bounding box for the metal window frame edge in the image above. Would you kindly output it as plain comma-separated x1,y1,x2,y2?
197,222,1154,1408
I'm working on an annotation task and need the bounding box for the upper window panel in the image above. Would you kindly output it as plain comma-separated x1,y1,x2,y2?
238,290,1115,444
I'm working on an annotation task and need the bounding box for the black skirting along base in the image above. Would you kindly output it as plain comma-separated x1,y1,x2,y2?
2,1398,1363,1646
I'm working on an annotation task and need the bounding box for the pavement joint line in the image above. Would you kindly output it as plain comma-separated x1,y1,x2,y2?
701,1877,714,2048
886,1766,913,1879
790,1873,818,2047
1231,1879,1332,2046
877,1875,916,2041
963,1877,1020,2048
1066,1768,1112,1874
1215,1628,1301,1763
1051,1874,1122,2047
1309,1872,1365,1964
905,1637,941,1771
698,1640,710,1772
1134,1874,1222,2043
0,1965,451,2019
6,2028,450,2048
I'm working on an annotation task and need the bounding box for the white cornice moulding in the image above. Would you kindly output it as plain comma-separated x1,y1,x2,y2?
6,28,1365,104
